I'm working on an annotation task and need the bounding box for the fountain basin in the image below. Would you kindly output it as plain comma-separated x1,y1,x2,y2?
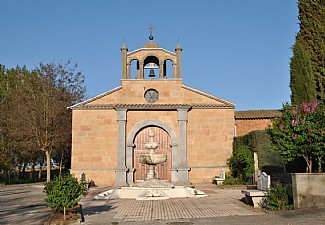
94,186,207,200
144,141,159,149
139,154,167,165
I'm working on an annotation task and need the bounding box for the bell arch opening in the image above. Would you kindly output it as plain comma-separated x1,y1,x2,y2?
144,55,159,79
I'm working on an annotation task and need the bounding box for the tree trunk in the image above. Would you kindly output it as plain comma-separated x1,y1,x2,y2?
3,169,8,183
16,164,21,181
59,152,63,175
38,163,42,179
317,156,323,172
45,150,52,182
7,170,11,185
303,155,312,173
38,156,45,179
22,163,27,180
30,164,35,180
63,206,66,221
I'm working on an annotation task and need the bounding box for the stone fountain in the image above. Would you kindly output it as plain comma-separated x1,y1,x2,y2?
139,131,166,180
94,131,207,200
136,131,173,189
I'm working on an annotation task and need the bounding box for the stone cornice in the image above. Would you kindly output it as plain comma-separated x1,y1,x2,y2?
127,48,176,56
71,103,234,110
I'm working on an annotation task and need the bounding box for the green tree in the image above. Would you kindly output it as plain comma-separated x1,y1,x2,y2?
294,0,325,103
290,42,317,105
0,65,39,181
44,173,87,221
0,61,86,183
267,102,325,172
20,61,86,182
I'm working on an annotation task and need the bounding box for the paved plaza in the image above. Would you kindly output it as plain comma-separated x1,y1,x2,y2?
0,183,51,225
80,184,263,224
1,183,325,225
80,184,325,225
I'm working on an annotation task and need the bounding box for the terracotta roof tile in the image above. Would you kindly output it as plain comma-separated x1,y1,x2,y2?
235,110,282,119
72,103,234,109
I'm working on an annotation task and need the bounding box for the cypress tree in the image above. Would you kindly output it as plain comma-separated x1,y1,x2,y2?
294,0,325,103
290,42,316,105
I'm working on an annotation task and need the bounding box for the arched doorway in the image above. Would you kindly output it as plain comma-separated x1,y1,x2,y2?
133,126,171,182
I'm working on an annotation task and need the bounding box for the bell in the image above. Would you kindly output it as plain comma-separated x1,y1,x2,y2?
148,69,156,77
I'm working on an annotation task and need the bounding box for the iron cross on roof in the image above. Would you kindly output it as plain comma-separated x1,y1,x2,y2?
147,24,155,40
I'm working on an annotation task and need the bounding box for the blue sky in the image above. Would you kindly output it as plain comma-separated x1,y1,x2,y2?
0,0,299,110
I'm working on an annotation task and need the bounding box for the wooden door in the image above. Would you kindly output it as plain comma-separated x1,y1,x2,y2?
133,126,171,182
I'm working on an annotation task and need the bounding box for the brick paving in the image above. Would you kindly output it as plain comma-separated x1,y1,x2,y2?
1,183,325,225
80,184,264,224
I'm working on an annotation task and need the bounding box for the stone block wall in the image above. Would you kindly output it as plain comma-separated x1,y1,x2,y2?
235,119,272,137
291,173,325,209
188,109,234,183
70,109,118,186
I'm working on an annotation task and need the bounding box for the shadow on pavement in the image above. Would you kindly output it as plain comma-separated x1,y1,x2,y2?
0,190,30,196
82,204,115,216
279,208,325,219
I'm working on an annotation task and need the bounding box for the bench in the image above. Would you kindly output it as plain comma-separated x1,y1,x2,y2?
241,189,266,208
241,172,270,208
213,177,225,185
212,170,225,185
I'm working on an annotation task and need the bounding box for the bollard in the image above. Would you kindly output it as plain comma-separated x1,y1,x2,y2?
80,173,86,181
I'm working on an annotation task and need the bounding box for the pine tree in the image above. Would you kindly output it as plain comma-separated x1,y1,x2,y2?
294,0,325,103
290,42,317,105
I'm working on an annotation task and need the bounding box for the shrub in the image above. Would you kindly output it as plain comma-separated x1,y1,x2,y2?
234,130,285,175
44,173,87,220
262,182,293,211
222,174,244,185
227,146,254,184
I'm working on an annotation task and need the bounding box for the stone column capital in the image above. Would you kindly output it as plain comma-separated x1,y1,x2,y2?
177,107,190,121
115,107,127,121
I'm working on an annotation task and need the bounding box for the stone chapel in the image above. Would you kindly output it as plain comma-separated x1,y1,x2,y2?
69,34,236,186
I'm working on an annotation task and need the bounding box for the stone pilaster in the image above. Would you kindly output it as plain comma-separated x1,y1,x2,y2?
138,61,144,79
176,107,190,184
114,108,128,186
159,63,164,79
126,63,130,79
173,63,177,78
170,142,179,183
126,143,135,185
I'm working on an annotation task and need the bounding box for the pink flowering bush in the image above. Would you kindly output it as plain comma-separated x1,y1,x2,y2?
267,102,325,172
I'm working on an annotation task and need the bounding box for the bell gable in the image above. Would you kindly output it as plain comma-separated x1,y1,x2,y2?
69,79,234,109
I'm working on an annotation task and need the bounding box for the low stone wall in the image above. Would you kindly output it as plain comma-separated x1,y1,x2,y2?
291,173,325,209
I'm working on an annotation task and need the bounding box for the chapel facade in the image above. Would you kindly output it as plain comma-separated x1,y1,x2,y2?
69,35,236,186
